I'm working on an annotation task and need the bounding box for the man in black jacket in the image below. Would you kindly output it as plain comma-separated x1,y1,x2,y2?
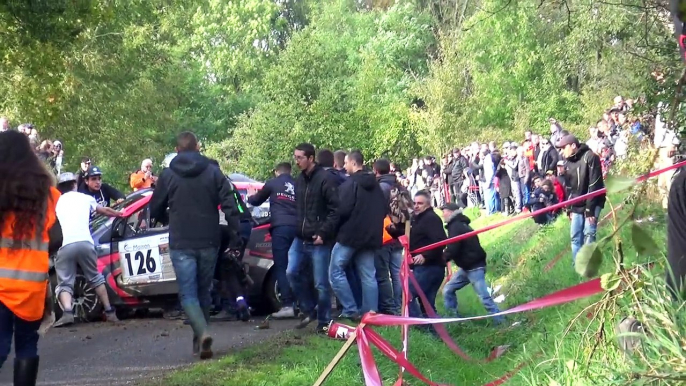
150,131,241,360
555,134,606,265
374,159,404,315
330,150,386,320
440,203,503,324
248,162,298,319
451,149,469,205
408,191,446,319
288,143,339,333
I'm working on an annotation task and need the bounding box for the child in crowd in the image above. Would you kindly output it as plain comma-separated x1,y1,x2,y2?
529,179,558,225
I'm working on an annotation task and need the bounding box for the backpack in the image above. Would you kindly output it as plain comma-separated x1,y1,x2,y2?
387,184,413,225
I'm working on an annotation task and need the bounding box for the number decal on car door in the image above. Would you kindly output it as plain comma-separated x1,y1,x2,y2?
118,235,164,283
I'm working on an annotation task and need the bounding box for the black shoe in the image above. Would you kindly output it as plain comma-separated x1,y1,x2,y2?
295,314,314,329
14,357,39,386
210,310,238,322
237,303,251,322
199,334,213,360
335,313,361,323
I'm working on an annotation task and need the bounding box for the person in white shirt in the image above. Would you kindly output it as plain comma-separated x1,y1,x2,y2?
52,172,123,327
653,101,681,209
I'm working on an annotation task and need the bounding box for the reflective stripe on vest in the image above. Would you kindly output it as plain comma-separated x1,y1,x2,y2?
0,237,48,252
0,268,48,282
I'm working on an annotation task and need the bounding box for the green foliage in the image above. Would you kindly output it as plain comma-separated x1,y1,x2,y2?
630,222,660,257
575,242,604,278
209,1,436,178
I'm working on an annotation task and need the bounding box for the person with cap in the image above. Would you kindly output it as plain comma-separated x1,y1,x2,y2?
555,134,605,265
52,172,124,328
78,165,125,208
247,162,298,319
129,158,157,192
440,202,503,324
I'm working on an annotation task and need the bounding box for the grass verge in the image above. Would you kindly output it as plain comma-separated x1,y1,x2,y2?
148,196,670,386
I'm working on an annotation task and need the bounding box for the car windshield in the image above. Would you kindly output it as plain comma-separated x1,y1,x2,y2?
89,192,151,232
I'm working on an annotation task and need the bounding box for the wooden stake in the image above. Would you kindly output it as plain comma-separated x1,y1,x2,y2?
312,323,366,386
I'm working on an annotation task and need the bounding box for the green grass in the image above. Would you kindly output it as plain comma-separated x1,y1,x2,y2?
148,198,668,386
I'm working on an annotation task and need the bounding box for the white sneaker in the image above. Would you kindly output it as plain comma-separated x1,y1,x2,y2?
271,306,296,319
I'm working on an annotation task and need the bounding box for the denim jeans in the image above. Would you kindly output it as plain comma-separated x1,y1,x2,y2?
388,246,404,311
170,247,218,338
442,267,503,323
287,237,332,326
374,244,396,314
521,182,530,206
408,265,445,318
485,186,499,215
570,206,603,264
0,300,41,368
270,226,297,306
330,243,378,315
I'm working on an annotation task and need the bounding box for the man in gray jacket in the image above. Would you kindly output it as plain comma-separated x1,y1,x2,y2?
450,149,469,207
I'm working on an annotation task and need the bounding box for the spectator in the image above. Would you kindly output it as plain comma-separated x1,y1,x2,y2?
75,157,91,189
330,150,386,320
653,101,681,209
537,137,560,175
373,158,405,315
130,159,157,191
248,162,298,319
440,203,503,324
289,143,339,334
549,118,564,147
0,116,9,132
451,148,468,206
408,191,446,324
317,149,347,186
78,166,125,208
0,130,59,385
53,173,123,328
556,134,606,264
149,131,243,359
516,146,531,208
529,179,558,225
483,147,498,215
334,150,348,179
53,140,64,174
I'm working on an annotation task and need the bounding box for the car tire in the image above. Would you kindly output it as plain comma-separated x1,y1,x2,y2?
49,270,104,322
263,271,282,314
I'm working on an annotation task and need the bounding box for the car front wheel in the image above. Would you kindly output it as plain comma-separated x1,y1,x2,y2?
50,271,104,322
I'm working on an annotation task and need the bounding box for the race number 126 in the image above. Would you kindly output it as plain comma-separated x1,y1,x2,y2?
124,249,157,276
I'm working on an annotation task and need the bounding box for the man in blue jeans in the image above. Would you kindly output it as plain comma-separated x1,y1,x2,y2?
330,150,387,321
407,191,447,324
374,158,407,315
288,143,339,334
555,134,606,264
440,203,503,324
248,162,298,319
150,132,242,360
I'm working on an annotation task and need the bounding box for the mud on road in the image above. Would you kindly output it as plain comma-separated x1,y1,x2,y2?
0,317,296,386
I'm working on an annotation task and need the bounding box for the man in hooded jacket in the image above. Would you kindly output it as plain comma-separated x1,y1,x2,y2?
440,203,503,324
329,150,387,320
150,131,241,360
555,134,605,265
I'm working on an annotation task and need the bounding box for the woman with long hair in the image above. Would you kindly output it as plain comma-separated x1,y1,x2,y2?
0,130,60,385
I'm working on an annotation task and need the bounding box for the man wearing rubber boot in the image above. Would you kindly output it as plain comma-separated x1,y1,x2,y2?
150,132,242,360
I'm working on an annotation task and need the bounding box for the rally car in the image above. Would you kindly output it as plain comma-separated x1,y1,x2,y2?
48,188,280,322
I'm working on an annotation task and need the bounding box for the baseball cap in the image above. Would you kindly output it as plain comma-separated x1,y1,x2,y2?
555,134,580,148
440,202,462,212
86,165,103,177
57,172,76,184
557,160,565,166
